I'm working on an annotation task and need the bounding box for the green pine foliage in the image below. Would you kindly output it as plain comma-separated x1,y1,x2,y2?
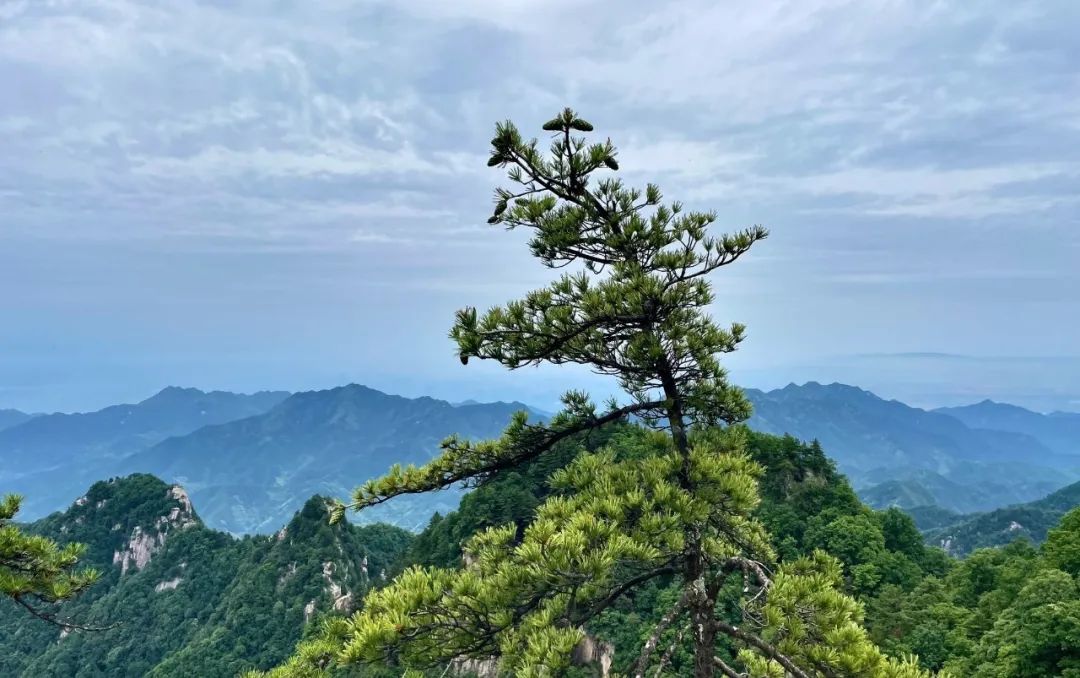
0,493,99,627
259,109,940,678
259,424,1080,678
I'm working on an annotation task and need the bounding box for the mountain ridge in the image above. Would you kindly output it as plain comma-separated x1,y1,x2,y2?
923,478,1080,556
0,387,291,520
0,408,36,432
934,399,1080,456
745,381,1080,513
119,383,544,533
7,380,1080,531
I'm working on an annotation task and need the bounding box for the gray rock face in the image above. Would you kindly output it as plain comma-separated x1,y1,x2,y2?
111,484,197,575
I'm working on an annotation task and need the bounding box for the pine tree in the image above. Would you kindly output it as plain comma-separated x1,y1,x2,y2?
260,109,938,677
0,493,99,628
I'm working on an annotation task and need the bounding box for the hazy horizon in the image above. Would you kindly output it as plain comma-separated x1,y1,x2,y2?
6,352,1080,416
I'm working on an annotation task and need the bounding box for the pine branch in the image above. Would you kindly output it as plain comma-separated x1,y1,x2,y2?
11,595,119,632
712,619,813,678
344,399,663,514
653,623,689,678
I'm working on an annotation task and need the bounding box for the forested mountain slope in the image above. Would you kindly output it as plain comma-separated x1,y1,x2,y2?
328,424,1080,676
393,425,952,675
8,427,1080,676
0,474,412,678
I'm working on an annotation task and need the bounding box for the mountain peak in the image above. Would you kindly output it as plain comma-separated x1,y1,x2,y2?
142,386,207,404
38,474,203,575
0,408,35,432
774,381,876,399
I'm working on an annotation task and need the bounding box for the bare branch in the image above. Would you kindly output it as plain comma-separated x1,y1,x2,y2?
347,400,664,513
11,595,119,632
632,589,689,678
652,623,689,678
712,656,745,678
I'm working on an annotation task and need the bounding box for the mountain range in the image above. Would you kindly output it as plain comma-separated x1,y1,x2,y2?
0,408,37,432
0,385,538,533
3,381,1080,535
745,382,1080,513
123,384,536,533
0,387,290,520
915,478,1080,557
934,399,1080,457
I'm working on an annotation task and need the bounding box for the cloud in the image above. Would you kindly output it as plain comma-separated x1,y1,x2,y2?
4,0,1077,245
129,144,473,180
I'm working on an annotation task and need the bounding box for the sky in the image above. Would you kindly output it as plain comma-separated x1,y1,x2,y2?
2,0,1079,414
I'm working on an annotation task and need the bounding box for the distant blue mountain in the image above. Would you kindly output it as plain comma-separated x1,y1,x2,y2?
0,408,36,432
935,399,1080,456
120,384,540,533
9,379,1079,533
0,386,290,518
0,386,289,472
745,382,1080,513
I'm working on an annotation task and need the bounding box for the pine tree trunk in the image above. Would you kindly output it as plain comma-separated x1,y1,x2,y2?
658,366,715,678
692,604,717,678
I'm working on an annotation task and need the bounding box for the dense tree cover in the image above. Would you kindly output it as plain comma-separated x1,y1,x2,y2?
0,493,98,627
258,427,1080,678
0,476,413,677
5,434,1078,676
254,429,961,677
869,507,1080,676
258,110,938,678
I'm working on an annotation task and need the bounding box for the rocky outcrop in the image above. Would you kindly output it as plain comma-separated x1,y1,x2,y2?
154,577,183,592
167,486,197,529
277,562,298,588
451,635,614,677
113,525,162,575
572,635,614,676
452,658,499,678
112,485,197,575
322,561,353,612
